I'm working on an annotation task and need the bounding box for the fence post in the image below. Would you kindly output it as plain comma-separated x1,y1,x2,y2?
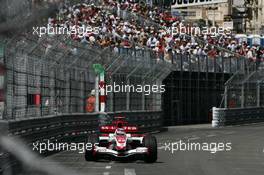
109,78,114,112
65,71,71,113
0,42,4,63
80,72,85,113
126,78,130,111
257,82,260,107
142,80,145,111
153,80,162,111
50,70,55,115
241,84,245,108
224,85,228,108
0,41,5,119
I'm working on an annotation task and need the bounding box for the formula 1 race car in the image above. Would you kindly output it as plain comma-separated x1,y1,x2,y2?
84,117,157,163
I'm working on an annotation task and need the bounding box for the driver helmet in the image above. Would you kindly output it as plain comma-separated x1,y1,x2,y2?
115,128,126,136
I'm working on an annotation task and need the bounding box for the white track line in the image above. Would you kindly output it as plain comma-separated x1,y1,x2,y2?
209,147,218,154
188,137,200,141
103,166,112,175
206,134,216,137
105,166,111,169
209,145,222,154
124,168,136,175
158,146,165,150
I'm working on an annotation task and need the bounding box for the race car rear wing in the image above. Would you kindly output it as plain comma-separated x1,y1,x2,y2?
100,125,138,133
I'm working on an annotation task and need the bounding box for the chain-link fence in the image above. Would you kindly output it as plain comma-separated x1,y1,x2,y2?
2,32,170,120
222,61,264,108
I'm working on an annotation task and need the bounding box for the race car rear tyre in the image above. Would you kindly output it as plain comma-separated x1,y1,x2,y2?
143,135,157,163
85,134,99,161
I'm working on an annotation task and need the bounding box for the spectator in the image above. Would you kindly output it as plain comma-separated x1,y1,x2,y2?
86,90,96,113
44,0,264,66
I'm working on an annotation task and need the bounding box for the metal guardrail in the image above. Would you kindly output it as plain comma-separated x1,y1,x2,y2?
1,111,162,143
212,107,264,127
0,111,162,174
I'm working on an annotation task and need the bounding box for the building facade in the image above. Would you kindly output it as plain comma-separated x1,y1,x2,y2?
172,2,230,26
248,0,264,34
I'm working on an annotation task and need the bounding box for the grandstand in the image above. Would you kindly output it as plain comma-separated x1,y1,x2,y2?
1,1,264,175
0,0,263,124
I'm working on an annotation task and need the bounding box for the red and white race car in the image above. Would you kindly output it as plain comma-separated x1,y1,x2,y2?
84,117,157,163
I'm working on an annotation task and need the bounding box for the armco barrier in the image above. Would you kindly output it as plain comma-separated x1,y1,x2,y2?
1,111,162,144
212,107,264,127
0,113,99,174
0,111,162,174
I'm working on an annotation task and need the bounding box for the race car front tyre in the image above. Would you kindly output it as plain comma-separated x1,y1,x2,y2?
85,134,99,161
143,135,157,163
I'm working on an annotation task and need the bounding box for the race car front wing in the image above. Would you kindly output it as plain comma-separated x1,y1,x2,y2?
94,146,148,158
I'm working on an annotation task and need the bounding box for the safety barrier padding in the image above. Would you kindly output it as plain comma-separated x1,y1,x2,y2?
212,107,264,127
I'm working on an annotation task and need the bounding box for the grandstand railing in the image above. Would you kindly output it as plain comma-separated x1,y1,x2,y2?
100,0,242,57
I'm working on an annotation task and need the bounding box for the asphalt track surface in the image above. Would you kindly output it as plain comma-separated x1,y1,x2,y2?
44,124,264,175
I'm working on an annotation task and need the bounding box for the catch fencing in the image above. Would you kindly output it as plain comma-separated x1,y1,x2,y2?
2,33,171,120
222,62,264,109
213,60,264,127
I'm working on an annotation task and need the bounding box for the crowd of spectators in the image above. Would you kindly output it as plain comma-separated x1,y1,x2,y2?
45,0,264,66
